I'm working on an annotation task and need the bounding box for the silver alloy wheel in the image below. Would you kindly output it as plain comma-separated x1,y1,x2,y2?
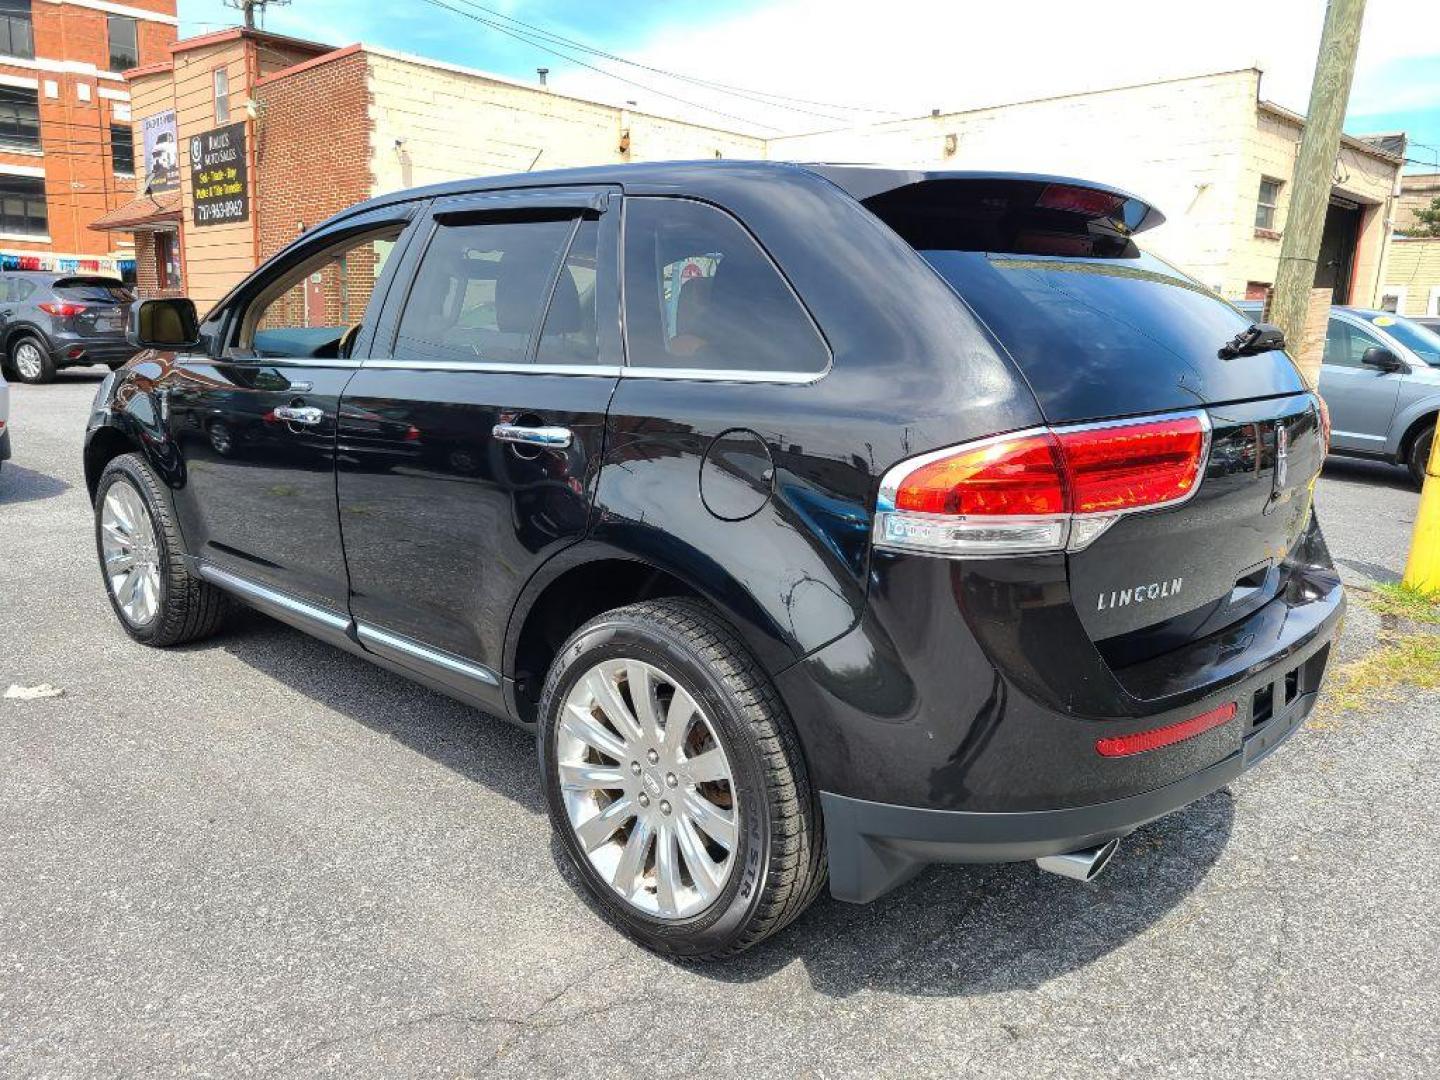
100,481,162,627
557,658,738,919
13,340,43,381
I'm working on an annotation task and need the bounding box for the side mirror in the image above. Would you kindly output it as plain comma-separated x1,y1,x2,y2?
1361,345,1405,373
127,297,200,350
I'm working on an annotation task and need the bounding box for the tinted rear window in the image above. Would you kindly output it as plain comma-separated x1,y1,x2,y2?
53,277,132,302
864,179,1307,419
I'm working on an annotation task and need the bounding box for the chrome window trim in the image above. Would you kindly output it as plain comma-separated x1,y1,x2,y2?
619,365,827,385
356,623,501,687
197,565,350,631
212,356,364,370
361,359,621,376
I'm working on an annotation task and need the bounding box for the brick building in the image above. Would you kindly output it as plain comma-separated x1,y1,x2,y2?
98,33,765,309
90,26,331,302
0,0,175,279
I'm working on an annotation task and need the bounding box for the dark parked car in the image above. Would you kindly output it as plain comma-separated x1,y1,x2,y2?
1235,300,1440,486
0,272,137,383
84,163,1344,958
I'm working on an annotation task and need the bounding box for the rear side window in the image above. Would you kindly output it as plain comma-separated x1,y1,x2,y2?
622,198,827,374
53,277,132,302
396,215,576,366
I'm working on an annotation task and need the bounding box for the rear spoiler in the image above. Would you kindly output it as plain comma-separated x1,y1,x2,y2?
806,166,1165,238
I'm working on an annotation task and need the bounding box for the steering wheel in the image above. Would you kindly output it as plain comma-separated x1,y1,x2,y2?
338,322,363,359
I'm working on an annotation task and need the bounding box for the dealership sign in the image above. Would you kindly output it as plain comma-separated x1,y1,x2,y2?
141,110,179,192
190,122,249,227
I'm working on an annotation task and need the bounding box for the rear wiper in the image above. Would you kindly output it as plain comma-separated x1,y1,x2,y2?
1219,322,1286,360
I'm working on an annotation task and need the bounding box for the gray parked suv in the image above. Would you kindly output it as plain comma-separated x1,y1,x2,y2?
1237,302,1440,487
0,272,137,384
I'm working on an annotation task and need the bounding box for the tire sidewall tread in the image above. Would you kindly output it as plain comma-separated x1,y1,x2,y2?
94,452,229,647
538,597,825,960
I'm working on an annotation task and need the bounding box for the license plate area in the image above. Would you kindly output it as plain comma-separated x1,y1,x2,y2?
1243,642,1330,764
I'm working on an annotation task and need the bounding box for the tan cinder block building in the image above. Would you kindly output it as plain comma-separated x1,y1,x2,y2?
1379,237,1440,318
107,45,1408,318
1396,172,1440,236
769,69,1405,307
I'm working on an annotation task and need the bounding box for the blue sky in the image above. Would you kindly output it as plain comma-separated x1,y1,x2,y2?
179,0,1440,170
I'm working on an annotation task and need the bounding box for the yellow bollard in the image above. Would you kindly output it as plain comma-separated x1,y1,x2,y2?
1403,429,1440,597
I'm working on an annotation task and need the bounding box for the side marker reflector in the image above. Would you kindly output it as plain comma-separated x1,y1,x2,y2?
1095,702,1237,758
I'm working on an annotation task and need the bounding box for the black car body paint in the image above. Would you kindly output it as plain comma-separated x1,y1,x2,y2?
85,161,1344,906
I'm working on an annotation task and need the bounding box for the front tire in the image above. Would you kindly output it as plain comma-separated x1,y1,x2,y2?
10,337,54,384
94,453,230,646
1408,424,1434,490
539,598,826,959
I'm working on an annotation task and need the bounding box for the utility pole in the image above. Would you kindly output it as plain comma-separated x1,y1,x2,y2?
1267,0,1367,369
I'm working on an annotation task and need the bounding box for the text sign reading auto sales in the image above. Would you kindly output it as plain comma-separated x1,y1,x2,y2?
189,122,249,227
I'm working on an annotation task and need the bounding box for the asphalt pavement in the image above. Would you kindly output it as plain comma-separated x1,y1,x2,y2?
1,371,1436,1078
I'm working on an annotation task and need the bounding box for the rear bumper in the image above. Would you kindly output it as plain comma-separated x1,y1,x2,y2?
50,336,136,368
822,676,1319,902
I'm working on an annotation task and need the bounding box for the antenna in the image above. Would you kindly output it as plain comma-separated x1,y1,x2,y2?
223,0,290,30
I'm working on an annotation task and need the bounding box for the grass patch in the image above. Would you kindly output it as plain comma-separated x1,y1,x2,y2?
1360,582,1440,626
1319,631,1440,715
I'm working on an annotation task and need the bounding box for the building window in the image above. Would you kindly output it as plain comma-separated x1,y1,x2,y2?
213,68,229,124
0,0,34,60
155,231,180,290
111,123,133,175
0,85,40,152
1255,177,1282,231
107,14,138,71
0,174,47,236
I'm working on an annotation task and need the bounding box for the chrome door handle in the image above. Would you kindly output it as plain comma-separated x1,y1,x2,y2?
273,405,323,426
492,423,573,449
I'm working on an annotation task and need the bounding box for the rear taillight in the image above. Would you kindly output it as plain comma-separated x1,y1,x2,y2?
39,301,86,318
875,411,1210,557
1095,702,1237,758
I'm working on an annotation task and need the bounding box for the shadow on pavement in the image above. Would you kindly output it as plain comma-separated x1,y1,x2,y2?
215,609,544,814
0,463,70,505
1321,456,1413,492
699,790,1232,996
215,606,1232,998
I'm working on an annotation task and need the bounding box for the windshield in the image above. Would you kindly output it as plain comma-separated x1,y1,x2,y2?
1362,312,1440,366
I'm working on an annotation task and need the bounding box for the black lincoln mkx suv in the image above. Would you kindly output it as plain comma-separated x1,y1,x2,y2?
85,162,1343,958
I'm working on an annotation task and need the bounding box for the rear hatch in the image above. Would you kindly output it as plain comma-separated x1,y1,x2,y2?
53,277,131,338
857,173,1324,667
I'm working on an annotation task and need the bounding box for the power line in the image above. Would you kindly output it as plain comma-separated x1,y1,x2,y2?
445,0,901,122
417,0,783,132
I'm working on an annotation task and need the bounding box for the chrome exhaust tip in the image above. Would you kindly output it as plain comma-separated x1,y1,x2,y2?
1035,838,1120,882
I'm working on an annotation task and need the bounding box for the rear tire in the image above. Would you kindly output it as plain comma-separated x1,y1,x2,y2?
1408,425,1434,490
95,453,230,646
539,598,826,959
10,336,54,384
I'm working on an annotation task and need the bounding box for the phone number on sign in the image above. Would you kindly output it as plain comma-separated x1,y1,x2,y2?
196,199,246,223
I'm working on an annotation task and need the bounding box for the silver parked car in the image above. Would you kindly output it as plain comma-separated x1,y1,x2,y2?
1235,302,1440,487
